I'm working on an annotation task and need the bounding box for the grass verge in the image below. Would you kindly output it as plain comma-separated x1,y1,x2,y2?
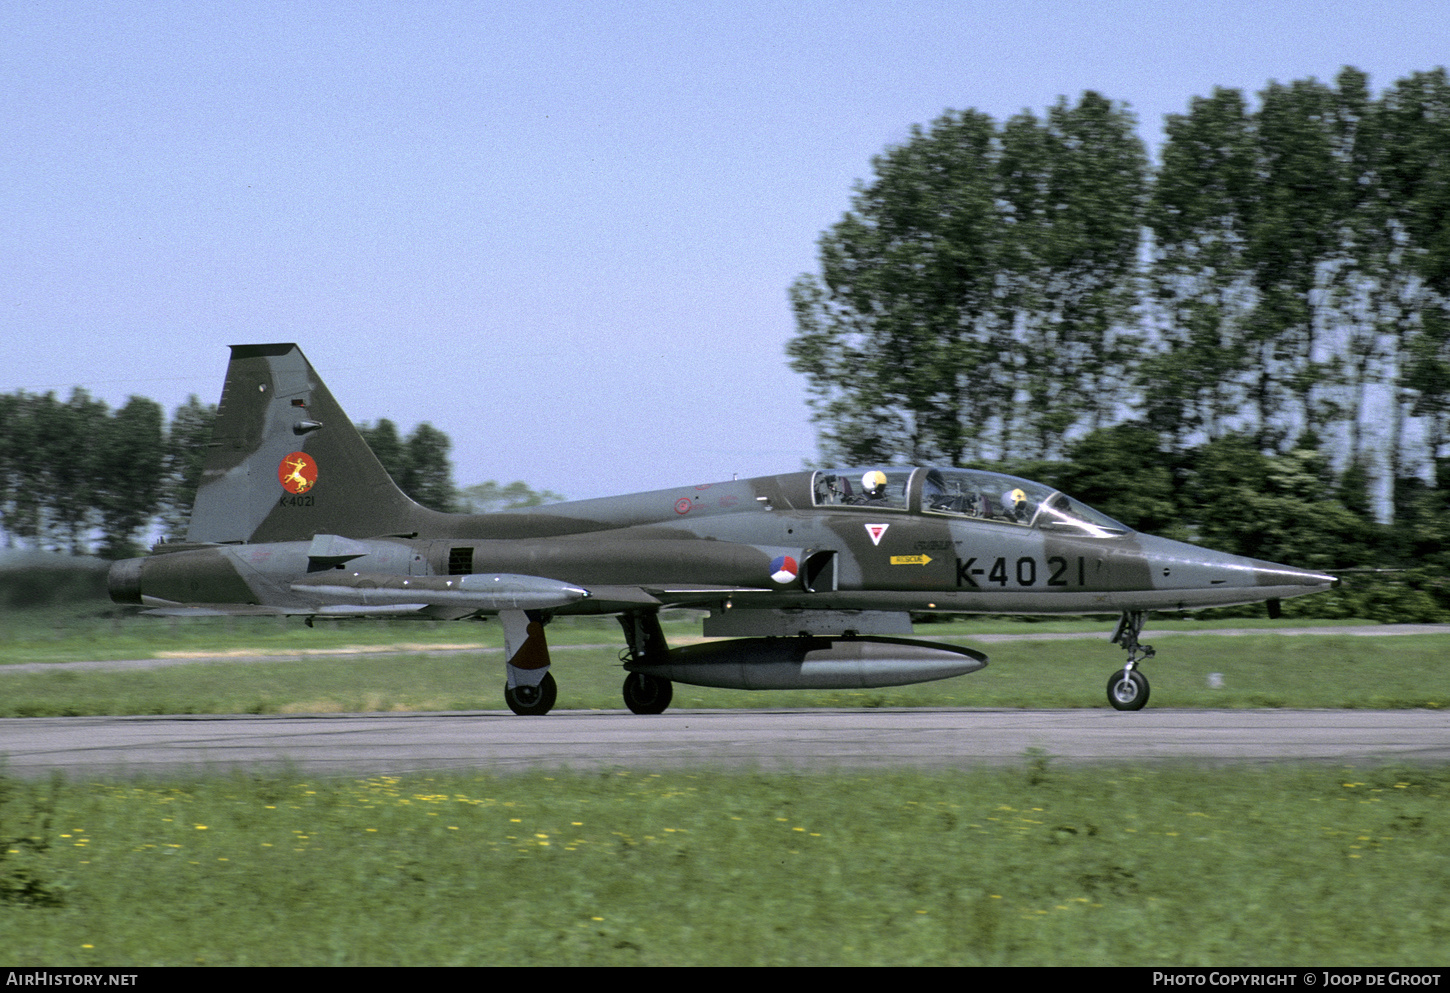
2,611,1447,714
1,763,1445,965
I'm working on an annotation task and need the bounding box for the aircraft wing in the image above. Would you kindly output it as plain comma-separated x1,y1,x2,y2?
140,602,435,618
138,572,590,617
289,572,589,611
290,572,770,614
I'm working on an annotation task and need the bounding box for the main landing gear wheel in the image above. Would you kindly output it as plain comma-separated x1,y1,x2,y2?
505,672,557,716
622,672,673,715
1106,669,1150,711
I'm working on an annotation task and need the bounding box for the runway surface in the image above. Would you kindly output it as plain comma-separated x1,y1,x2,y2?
1,708,1446,778
3,626,1445,778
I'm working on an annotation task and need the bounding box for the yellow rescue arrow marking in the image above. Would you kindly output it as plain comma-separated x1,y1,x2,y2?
890,554,933,566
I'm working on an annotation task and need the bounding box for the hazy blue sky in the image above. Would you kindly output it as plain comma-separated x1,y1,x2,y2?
5,1,1447,499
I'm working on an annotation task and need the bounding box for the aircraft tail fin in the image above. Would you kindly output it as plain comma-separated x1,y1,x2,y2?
187,344,427,543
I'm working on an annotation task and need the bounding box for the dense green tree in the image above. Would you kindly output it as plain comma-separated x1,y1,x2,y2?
1021,93,1149,452
1143,69,1445,522
400,423,457,513
789,96,1146,465
788,108,1004,465
0,394,45,545
0,393,20,547
990,110,1053,458
1242,77,1344,448
34,390,109,553
1405,308,1450,468
1321,68,1386,471
1379,70,1450,473
358,419,459,513
1381,70,1450,300
1053,424,1181,536
159,396,217,540
1183,436,1376,571
1390,468,1450,570
356,419,406,483
0,390,123,552
1145,87,1257,449
93,396,165,557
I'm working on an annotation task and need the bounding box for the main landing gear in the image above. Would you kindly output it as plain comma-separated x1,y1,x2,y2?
622,671,673,715
618,611,675,715
496,608,679,716
1107,610,1154,711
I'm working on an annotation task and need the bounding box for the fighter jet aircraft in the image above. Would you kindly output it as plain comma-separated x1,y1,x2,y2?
108,344,1336,714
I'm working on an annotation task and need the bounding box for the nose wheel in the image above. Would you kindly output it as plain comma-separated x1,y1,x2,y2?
1107,611,1154,710
1106,668,1150,710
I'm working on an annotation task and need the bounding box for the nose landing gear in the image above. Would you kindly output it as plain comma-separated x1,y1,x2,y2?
1106,667,1149,710
1107,611,1154,711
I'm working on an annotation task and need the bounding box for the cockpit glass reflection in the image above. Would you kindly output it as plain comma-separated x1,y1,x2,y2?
810,467,1128,536
812,469,912,510
922,468,1129,536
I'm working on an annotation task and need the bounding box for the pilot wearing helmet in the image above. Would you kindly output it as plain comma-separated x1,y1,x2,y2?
1002,487,1029,521
862,470,890,502
846,470,892,505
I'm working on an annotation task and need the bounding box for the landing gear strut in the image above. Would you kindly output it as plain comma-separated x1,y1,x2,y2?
501,609,557,716
618,611,674,714
1107,611,1154,711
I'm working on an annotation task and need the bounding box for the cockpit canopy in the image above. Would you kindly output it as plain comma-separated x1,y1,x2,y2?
811,467,1130,537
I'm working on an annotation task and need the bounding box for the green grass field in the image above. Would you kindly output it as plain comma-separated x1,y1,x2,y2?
1,764,1446,965
1,600,1447,965
1,608,1447,715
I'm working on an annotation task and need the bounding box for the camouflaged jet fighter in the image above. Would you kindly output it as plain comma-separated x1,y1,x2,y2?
108,344,1337,714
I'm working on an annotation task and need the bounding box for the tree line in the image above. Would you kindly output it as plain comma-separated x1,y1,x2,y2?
789,67,1449,482
789,67,1450,619
0,393,562,557
0,391,212,558
355,420,565,516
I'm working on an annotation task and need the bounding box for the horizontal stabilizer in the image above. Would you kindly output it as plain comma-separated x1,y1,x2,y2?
307,534,372,564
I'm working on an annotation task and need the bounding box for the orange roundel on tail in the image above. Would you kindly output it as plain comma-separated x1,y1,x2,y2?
278,452,318,494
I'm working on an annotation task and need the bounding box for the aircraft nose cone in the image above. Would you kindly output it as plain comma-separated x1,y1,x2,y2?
1132,533,1338,608
1256,563,1338,589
